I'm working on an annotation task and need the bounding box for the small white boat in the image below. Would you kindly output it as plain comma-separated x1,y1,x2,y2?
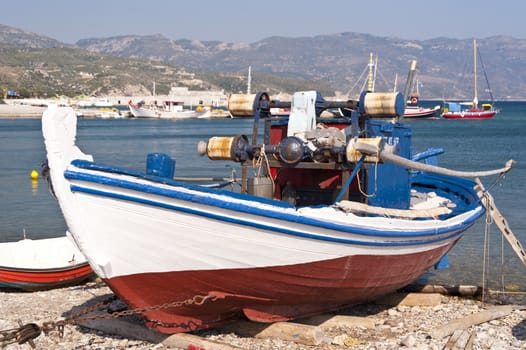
403,94,441,119
0,234,94,291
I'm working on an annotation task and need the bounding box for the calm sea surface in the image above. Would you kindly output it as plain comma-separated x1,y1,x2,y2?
1,102,525,299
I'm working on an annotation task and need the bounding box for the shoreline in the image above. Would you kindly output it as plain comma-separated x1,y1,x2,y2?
1,281,525,349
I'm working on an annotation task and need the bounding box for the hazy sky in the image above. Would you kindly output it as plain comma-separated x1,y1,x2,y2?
1,0,524,43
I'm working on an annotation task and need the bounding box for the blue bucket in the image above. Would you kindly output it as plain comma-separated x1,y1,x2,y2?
146,153,175,178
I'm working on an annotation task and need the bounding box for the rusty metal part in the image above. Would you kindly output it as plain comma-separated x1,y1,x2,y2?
0,323,41,347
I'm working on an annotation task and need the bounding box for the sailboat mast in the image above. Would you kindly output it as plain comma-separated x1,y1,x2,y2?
373,55,378,92
473,39,478,108
403,60,417,103
247,66,252,95
367,53,374,92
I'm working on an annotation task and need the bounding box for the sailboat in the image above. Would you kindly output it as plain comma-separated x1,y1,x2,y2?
442,39,499,119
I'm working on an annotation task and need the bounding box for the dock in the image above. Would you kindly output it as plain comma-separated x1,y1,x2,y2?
0,104,47,118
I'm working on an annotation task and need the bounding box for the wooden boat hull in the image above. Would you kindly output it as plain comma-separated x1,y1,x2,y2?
42,106,485,333
107,244,456,332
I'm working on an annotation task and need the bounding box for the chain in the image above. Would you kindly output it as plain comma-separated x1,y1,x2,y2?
1,292,221,347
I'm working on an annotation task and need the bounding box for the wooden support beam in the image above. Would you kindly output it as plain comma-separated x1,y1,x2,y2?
443,329,474,350
374,292,442,307
475,178,526,269
162,333,246,350
429,305,523,339
219,320,325,346
298,314,376,329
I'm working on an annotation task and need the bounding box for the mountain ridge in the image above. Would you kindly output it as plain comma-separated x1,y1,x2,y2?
1,23,525,100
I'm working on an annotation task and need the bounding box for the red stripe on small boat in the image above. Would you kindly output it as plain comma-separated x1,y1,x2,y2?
0,264,94,291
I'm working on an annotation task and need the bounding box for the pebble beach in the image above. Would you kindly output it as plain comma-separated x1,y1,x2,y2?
1,280,525,349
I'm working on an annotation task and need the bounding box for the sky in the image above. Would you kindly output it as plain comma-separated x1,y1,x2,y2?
0,0,524,44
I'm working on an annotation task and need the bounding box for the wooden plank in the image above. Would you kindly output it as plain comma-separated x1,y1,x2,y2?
219,320,325,346
429,305,520,339
475,178,526,268
443,329,474,350
162,333,246,350
374,292,442,307
336,200,451,218
298,314,376,329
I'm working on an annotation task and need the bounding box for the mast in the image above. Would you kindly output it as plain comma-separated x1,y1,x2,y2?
473,39,478,108
367,53,374,92
247,66,252,95
403,60,417,103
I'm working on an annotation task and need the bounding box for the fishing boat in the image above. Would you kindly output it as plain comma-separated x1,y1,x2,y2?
128,100,210,119
42,90,513,333
0,234,94,291
442,40,499,119
127,100,158,118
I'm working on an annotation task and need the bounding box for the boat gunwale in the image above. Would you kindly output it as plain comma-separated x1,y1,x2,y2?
62,163,484,244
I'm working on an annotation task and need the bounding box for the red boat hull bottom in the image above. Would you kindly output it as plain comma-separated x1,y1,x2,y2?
105,244,454,333
442,111,496,119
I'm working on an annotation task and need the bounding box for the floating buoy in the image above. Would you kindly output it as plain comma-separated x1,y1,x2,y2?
30,169,39,180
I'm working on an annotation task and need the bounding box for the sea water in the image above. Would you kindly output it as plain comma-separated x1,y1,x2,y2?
1,102,525,299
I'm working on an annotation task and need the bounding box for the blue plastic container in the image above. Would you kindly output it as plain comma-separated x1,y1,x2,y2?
146,153,175,178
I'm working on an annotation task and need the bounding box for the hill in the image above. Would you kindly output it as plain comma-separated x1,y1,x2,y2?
1,24,526,99
76,33,526,100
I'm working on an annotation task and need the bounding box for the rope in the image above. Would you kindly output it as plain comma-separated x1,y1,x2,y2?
482,192,492,305
252,144,275,194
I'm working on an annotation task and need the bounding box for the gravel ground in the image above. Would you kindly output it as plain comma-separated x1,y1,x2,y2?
1,280,525,349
